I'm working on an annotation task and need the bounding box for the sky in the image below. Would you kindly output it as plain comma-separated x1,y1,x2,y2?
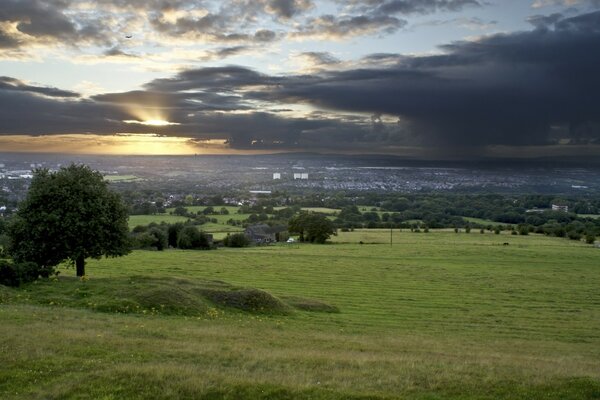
0,0,599,158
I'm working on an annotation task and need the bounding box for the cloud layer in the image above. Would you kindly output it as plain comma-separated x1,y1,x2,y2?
0,6,599,156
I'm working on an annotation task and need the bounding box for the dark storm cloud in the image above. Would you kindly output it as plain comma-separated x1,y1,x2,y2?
145,66,280,92
1,10,599,152
0,86,125,134
268,10,600,146
0,76,79,98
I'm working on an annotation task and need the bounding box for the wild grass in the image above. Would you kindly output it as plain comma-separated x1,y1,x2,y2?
1,231,599,399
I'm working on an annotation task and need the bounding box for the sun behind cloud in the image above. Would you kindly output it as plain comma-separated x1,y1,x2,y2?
123,119,180,126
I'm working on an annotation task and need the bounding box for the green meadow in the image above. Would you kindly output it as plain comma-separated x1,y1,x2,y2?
128,214,190,228
1,231,600,399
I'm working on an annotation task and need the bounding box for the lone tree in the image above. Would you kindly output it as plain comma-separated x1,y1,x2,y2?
288,213,336,244
9,164,130,277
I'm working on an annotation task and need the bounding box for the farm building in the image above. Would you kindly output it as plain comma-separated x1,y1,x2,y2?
245,224,288,244
551,204,569,212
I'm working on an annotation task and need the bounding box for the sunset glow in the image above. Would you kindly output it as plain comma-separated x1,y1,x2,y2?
123,119,180,126
0,134,236,155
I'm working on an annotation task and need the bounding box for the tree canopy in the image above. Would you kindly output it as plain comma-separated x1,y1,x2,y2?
288,213,336,244
9,164,130,277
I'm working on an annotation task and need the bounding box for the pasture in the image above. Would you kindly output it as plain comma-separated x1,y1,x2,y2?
1,231,599,399
128,214,190,228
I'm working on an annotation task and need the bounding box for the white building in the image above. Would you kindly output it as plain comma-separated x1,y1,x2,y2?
552,204,569,212
294,173,308,180
273,173,281,180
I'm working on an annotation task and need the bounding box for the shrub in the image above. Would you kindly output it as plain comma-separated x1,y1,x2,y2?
585,234,596,244
0,260,44,287
567,231,581,241
177,226,211,249
223,233,250,248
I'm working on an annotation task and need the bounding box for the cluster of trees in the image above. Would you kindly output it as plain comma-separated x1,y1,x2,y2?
131,223,213,251
288,213,335,244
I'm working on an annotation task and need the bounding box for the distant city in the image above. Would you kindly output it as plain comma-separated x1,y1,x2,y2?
1,153,600,206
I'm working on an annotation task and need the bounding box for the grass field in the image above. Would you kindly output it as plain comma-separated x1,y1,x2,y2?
579,214,600,219
104,175,143,182
462,216,503,225
128,214,190,228
1,231,599,399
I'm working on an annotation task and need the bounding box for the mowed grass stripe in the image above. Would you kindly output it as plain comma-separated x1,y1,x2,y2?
72,231,600,342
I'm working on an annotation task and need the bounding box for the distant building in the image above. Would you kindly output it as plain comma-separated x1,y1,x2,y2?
526,208,546,213
245,224,287,244
249,190,272,194
273,173,281,180
293,173,308,180
552,204,569,212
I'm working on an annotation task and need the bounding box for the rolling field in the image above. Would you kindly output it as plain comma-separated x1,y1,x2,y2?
128,214,190,228
1,231,600,399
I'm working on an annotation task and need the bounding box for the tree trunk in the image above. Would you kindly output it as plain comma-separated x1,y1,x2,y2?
76,255,85,277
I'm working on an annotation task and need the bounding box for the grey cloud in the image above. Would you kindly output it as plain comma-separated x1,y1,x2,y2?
264,0,313,19
376,0,482,15
527,13,564,29
2,10,599,153
254,29,277,42
0,29,21,49
300,52,341,65
145,66,279,92
335,0,482,15
0,0,111,48
291,14,406,39
266,11,600,146
103,46,138,58
0,76,79,98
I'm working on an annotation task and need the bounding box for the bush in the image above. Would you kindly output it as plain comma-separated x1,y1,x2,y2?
0,260,44,287
177,226,211,249
223,233,250,248
585,234,596,244
567,231,582,241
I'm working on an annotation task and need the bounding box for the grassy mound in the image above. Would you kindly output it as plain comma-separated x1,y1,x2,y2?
9,275,335,317
200,287,290,315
